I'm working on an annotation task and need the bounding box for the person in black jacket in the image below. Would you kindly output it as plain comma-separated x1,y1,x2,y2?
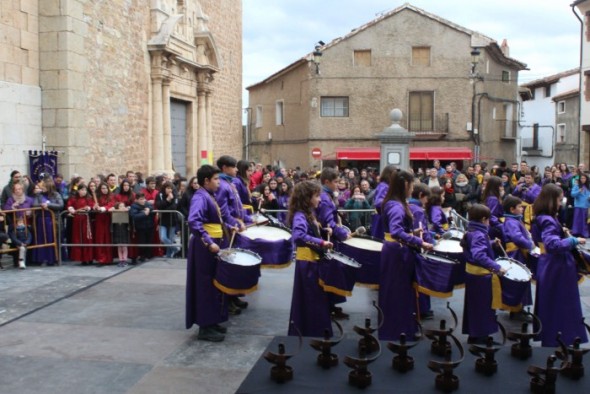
130,193,156,262
155,182,181,258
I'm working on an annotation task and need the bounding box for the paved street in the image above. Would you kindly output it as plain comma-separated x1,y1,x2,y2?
0,253,589,394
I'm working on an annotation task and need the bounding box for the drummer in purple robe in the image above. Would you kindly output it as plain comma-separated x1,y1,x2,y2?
216,155,251,314
482,176,505,242
232,159,255,216
370,165,397,240
409,183,434,320
316,167,352,319
288,181,334,337
186,164,238,342
379,170,433,341
426,186,448,237
461,204,507,344
512,172,541,229
531,183,588,347
502,195,534,310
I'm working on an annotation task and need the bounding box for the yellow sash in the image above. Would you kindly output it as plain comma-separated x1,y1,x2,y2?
465,263,521,312
243,204,254,214
442,223,449,231
203,223,223,238
384,233,398,243
295,247,320,262
522,202,533,230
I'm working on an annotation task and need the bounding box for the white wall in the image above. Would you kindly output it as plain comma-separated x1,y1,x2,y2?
0,81,43,183
520,72,579,168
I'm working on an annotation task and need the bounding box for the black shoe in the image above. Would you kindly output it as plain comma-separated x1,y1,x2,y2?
420,311,434,320
228,302,242,316
467,336,487,345
331,309,349,320
197,327,225,342
509,311,532,322
212,324,228,334
81,262,88,266
138,257,146,263
129,258,137,266
232,297,249,309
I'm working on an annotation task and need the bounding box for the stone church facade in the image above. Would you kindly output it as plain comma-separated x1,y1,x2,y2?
0,0,242,181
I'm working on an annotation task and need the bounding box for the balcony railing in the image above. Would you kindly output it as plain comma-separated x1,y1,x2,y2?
409,113,449,138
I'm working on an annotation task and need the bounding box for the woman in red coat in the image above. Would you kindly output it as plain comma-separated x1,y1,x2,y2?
66,185,94,265
94,182,114,265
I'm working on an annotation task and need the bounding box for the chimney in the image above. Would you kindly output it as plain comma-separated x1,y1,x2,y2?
500,39,509,57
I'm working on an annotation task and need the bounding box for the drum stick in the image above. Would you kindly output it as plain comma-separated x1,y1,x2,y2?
246,219,268,228
496,238,508,257
229,228,237,249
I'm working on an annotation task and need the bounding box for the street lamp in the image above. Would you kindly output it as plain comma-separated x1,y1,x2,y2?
312,44,323,74
470,47,483,163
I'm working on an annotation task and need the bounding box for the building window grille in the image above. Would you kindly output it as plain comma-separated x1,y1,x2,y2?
557,124,566,144
320,97,349,117
502,71,510,83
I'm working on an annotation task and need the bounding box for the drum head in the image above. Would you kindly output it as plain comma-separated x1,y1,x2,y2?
325,251,361,268
433,239,463,254
447,229,465,241
218,248,261,266
342,236,383,252
495,257,532,282
252,214,269,225
422,252,458,264
241,225,291,241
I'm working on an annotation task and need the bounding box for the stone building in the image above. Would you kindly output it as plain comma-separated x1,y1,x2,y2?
0,0,242,181
246,4,526,170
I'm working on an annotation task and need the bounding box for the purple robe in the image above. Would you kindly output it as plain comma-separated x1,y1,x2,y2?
316,189,349,307
316,189,349,242
462,221,501,338
379,200,423,341
429,205,448,235
277,194,289,224
532,215,588,347
3,195,34,219
288,211,331,337
370,182,388,239
186,188,229,329
215,177,249,226
512,183,541,204
485,196,505,242
409,199,432,314
232,177,254,217
570,184,590,237
31,192,63,265
502,215,534,305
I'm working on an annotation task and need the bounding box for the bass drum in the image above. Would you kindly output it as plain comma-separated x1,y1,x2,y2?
214,248,262,295
318,251,361,297
337,235,383,288
236,223,293,268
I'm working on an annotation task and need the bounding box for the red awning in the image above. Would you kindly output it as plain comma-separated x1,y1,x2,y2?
334,147,473,161
409,147,473,161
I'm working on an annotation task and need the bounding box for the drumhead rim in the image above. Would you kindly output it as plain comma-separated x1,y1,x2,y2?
324,251,362,268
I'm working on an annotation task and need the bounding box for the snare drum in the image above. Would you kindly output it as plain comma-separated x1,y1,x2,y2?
446,228,465,241
237,224,293,268
318,250,361,297
433,239,466,287
213,248,262,295
337,235,383,287
415,252,459,298
495,257,532,308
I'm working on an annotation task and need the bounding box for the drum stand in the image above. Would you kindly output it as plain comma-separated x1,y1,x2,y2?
469,320,506,376
425,303,459,357
310,320,344,369
427,333,464,393
558,337,589,380
352,301,383,354
264,323,302,384
343,335,381,389
507,310,542,360
388,333,420,373
528,355,564,394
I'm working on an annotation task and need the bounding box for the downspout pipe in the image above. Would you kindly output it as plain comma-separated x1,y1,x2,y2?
572,3,584,165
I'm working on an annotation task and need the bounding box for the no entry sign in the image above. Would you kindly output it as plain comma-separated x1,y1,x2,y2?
311,147,322,159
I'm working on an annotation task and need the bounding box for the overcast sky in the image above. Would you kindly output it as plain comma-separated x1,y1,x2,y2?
243,0,581,107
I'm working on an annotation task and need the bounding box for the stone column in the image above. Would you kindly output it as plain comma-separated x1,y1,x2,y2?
151,76,164,172
375,109,415,170
162,79,172,173
197,88,208,163
206,90,213,161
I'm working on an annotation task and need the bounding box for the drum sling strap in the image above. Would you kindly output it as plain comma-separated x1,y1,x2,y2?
465,263,522,312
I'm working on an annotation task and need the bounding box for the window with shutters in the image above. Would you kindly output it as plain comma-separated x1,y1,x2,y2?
353,50,371,66
412,47,430,66
255,105,263,128
408,91,434,131
275,100,284,125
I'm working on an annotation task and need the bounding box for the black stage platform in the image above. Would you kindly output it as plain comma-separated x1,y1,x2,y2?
237,336,589,393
